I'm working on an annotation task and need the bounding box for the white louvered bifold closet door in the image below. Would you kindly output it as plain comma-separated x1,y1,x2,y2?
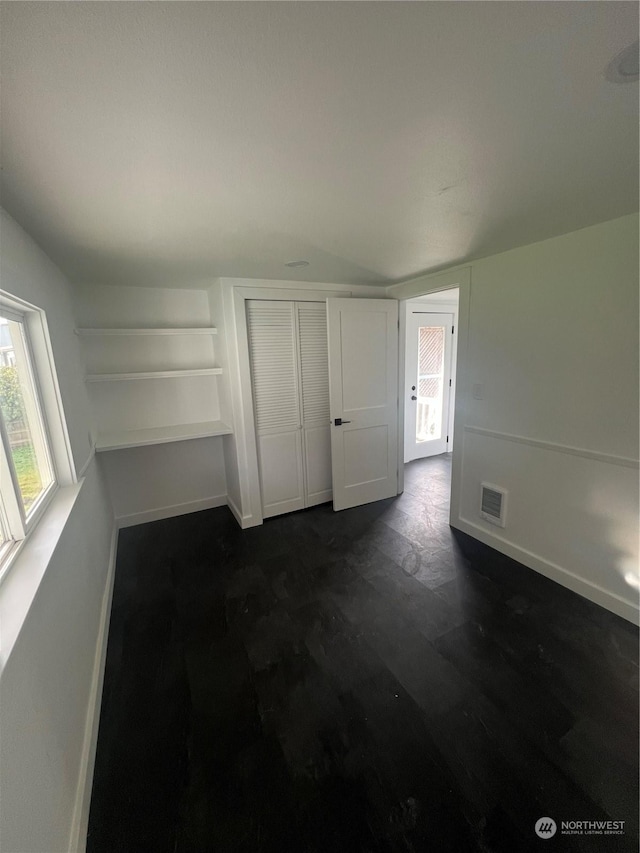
297,303,332,507
247,301,305,517
246,300,332,519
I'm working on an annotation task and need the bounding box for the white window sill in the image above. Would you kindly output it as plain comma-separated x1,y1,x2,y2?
0,480,84,672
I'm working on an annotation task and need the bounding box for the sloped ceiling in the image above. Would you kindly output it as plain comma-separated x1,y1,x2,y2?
0,2,638,288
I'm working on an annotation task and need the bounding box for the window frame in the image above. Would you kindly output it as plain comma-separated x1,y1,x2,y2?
0,489,13,559
0,290,76,580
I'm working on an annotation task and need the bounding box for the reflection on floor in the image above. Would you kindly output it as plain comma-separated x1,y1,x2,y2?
88,454,639,852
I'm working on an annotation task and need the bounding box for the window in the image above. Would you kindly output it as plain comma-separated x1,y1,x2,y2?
0,302,60,570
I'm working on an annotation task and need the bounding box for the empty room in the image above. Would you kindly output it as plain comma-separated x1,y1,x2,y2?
0,2,638,852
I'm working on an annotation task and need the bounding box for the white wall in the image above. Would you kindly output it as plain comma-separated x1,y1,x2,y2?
391,213,639,624
102,437,227,527
0,210,116,851
74,283,228,524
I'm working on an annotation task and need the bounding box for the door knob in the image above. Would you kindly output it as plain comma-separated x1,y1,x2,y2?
411,395,417,401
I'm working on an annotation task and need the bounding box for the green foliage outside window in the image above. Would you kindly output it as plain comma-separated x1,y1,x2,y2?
0,366,25,423
0,366,41,511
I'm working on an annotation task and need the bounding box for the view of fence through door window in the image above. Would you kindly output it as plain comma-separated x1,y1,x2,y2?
0,316,53,515
416,325,445,443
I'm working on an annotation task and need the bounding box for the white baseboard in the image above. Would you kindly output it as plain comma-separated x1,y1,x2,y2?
116,494,227,529
454,516,640,626
226,494,243,526
226,494,260,529
69,524,119,853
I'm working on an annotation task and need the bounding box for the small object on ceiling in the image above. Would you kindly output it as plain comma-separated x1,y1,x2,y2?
285,260,310,268
605,40,639,83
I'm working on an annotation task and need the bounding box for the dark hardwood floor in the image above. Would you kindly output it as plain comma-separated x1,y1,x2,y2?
87,454,639,852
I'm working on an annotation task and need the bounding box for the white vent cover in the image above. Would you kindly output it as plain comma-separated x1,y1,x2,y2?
480,482,507,528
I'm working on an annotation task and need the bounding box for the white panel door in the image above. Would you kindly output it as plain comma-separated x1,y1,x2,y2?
327,298,399,511
404,311,454,461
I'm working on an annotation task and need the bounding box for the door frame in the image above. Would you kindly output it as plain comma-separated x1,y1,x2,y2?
389,266,471,528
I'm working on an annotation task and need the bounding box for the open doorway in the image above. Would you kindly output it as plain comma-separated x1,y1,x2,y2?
403,288,459,464
400,287,460,542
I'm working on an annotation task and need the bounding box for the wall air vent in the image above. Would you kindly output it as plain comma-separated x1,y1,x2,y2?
480,483,507,528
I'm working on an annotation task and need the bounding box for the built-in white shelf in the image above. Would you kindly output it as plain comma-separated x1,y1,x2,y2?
76,327,217,336
86,368,222,382
95,420,233,452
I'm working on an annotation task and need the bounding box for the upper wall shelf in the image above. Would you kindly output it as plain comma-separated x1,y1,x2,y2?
86,368,223,382
75,327,217,336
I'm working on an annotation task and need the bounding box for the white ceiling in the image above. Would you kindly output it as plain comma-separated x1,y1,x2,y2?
1,2,638,288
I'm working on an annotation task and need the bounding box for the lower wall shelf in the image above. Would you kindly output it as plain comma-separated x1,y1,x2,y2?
95,421,233,452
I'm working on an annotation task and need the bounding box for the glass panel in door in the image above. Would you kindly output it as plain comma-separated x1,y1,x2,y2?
415,325,445,444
